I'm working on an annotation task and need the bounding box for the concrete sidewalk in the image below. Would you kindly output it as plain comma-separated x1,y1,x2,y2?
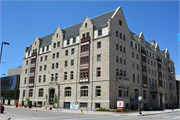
3,105,180,116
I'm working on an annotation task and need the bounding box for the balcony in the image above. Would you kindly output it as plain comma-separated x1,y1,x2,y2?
81,36,90,43
141,49,146,55
31,52,37,56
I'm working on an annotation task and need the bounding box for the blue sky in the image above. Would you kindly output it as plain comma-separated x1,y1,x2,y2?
0,1,179,76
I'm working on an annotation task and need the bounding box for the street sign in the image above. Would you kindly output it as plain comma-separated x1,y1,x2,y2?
117,101,124,107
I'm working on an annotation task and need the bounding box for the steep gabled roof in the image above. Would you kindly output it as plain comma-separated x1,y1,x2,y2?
36,9,116,48
160,50,166,57
130,31,139,42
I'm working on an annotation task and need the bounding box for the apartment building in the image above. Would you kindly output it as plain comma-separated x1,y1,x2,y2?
19,7,177,110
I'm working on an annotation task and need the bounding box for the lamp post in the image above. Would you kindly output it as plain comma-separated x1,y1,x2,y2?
0,42,10,113
170,70,174,111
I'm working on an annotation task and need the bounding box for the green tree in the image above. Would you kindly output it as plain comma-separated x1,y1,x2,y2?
52,94,57,105
26,97,30,105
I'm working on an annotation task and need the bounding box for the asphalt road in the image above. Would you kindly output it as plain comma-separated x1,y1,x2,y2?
0,107,180,120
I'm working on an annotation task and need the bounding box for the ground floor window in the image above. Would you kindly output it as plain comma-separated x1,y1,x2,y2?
81,86,88,96
29,89,33,97
95,103,100,108
80,103,88,107
38,88,44,97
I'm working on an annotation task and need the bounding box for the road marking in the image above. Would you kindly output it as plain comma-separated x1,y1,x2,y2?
12,116,72,120
163,116,170,118
173,116,180,119
65,116,119,120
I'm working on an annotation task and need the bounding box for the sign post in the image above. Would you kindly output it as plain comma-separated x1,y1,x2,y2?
117,101,124,111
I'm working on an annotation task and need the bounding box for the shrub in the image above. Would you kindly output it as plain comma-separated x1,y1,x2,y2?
114,109,122,112
112,107,114,109
137,108,139,111
96,108,109,111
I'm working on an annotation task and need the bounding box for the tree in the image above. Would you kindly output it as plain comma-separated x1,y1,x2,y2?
26,97,30,105
52,94,57,105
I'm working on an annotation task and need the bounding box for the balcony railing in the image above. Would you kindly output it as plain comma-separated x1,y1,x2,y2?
81,36,90,43
31,52,37,56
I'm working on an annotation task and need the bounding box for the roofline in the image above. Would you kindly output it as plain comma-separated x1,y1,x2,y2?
39,32,54,39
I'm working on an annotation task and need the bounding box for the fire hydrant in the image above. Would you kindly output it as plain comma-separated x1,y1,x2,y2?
81,108,83,113
18,103,21,108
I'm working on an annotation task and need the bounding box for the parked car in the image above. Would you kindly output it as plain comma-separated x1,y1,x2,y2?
0,104,5,113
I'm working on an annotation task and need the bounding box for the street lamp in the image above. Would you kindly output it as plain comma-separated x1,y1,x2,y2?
0,41,10,113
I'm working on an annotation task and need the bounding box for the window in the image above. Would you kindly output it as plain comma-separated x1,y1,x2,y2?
136,54,138,59
52,63,54,69
51,74,54,81
152,95,156,100
149,78,151,85
134,89,138,98
154,71,156,76
42,47,44,52
154,62,156,67
85,23,87,28
23,90,25,97
57,33,58,38
133,74,135,82
132,52,134,58
24,78,26,84
116,44,118,50
65,87,71,97
71,60,74,66
39,66,42,71
25,69,27,74
39,76,41,83
65,61,68,67
132,63,135,69
65,50,68,56
131,41,133,47
43,75,46,82
116,56,118,62
54,43,56,48
97,54,101,61
70,71,74,80
116,69,119,76
120,33,122,39
81,86,88,96
73,37,76,43
39,89,43,97
45,55,47,61
53,53,55,59
148,59,150,64
97,67,101,77
55,73,58,81
98,29,102,36
80,103,88,107
152,70,153,75
57,52,59,58
165,93,167,100
29,89,33,97
120,70,123,76
56,63,58,68
123,47,125,53
135,43,137,49
151,61,153,65
46,46,49,51
83,33,85,38
137,75,139,83
116,31,118,37
71,48,75,54
118,88,122,97
124,59,126,65
86,32,89,37
64,72,67,80
124,87,129,97
30,68,35,73
67,39,70,45
124,71,126,76
137,64,139,70
26,60,28,65
40,57,43,62
120,58,122,64
95,103,100,108
57,41,60,47
119,20,122,26
97,42,101,49
123,34,126,41
96,86,101,96
143,90,147,99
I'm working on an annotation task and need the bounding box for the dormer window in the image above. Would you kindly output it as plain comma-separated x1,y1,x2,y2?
73,37,76,43
67,39,70,45
85,23,87,28
57,33,58,38
98,29,102,36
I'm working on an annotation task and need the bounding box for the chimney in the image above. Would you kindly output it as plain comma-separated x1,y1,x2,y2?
150,40,155,45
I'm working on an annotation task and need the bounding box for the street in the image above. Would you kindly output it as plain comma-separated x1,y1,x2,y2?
0,107,180,120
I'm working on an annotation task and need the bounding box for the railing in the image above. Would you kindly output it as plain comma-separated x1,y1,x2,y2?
141,49,146,55
31,52,37,56
81,36,90,43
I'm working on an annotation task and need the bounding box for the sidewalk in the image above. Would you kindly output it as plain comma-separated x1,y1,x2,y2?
3,105,180,116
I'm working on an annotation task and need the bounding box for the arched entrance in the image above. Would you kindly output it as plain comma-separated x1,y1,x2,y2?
49,89,55,105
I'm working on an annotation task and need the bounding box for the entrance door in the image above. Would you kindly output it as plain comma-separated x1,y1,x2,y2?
49,89,55,105
64,102,70,109
160,93,163,110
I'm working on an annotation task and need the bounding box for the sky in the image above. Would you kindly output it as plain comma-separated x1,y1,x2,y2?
0,0,179,77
